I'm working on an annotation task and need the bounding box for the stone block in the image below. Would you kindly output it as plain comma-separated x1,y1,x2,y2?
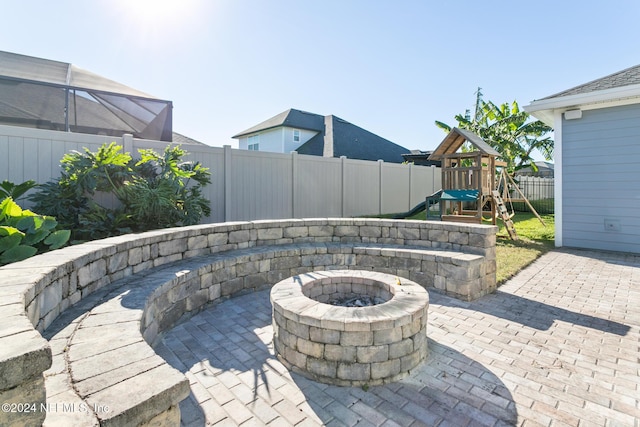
0,375,46,427
412,330,427,352
438,263,475,281
244,273,269,289
258,228,283,240
309,327,341,344
428,229,449,242
158,238,186,257
208,233,228,247
449,231,469,245
373,327,403,345
402,318,422,338
337,362,370,381
301,254,333,267
397,227,420,240
371,359,401,380
332,253,356,266
236,261,260,277
356,255,388,268
77,259,107,288
357,345,389,363
38,280,62,318
334,225,359,237
139,404,180,427
359,226,382,238
208,284,221,301
286,319,310,339
221,278,243,297
211,266,236,284
271,257,301,270
283,226,308,238
307,357,336,378
389,338,414,359
187,235,208,250
283,346,307,370
309,225,334,237
296,338,324,358
108,251,129,274
186,289,209,312
400,351,422,372
157,299,187,331
228,230,251,244
340,331,373,346
0,330,51,390
388,257,422,270
324,344,356,362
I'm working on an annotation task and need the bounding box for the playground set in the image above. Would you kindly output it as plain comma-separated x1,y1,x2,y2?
422,128,544,240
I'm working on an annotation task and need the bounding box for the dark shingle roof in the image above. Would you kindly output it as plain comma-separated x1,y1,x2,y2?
171,132,207,145
541,64,640,99
232,108,324,138
296,115,409,163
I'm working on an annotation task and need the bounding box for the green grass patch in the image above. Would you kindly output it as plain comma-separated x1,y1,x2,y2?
495,212,555,284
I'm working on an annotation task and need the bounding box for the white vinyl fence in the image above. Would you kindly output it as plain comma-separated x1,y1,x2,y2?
0,125,441,223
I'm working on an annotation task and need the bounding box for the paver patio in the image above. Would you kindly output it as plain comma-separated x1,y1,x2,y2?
152,248,640,426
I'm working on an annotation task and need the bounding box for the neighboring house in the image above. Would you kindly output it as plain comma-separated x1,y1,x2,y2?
401,150,441,167
514,161,554,177
232,108,410,163
0,50,200,144
525,64,640,253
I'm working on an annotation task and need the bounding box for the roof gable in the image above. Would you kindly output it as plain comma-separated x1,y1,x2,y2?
296,115,409,163
428,128,500,160
541,64,640,100
232,108,324,138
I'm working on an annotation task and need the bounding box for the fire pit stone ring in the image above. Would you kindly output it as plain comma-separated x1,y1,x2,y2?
270,270,429,386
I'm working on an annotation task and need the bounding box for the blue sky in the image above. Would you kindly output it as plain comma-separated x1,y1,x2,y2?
3,0,639,159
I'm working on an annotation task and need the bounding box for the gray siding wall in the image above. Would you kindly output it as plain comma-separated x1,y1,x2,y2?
562,104,640,253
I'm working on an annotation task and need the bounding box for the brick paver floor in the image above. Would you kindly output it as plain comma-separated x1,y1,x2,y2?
154,248,640,426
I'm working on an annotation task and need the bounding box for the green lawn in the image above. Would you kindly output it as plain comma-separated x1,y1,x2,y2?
380,209,555,285
495,212,555,284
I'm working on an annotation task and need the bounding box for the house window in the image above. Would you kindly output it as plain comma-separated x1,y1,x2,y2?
248,135,259,151
293,129,300,142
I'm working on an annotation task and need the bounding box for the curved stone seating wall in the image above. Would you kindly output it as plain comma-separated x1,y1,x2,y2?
0,218,496,426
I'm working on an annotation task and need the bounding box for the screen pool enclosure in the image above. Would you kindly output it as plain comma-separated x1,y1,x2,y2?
0,50,172,141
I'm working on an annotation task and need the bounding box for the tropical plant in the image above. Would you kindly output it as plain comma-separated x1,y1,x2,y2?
436,99,553,173
29,142,211,241
0,179,37,200
0,196,70,266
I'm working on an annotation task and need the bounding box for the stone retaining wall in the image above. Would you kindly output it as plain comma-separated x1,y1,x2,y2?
0,218,496,426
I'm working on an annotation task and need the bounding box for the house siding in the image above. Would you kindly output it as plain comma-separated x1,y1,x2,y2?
239,127,319,153
562,103,640,253
238,128,284,152
283,127,318,153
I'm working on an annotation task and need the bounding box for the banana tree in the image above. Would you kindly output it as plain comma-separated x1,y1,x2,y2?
436,99,553,173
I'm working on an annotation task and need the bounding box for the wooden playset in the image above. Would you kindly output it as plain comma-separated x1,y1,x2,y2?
427,128,543,240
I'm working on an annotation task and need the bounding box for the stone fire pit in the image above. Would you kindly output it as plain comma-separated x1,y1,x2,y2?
270,270,429,386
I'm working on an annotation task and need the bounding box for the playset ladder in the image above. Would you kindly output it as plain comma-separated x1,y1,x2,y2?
492,190,518,240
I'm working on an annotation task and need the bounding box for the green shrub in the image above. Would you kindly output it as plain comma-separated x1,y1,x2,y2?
29,142,211,242
0,197,70,266
0,179,37,200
